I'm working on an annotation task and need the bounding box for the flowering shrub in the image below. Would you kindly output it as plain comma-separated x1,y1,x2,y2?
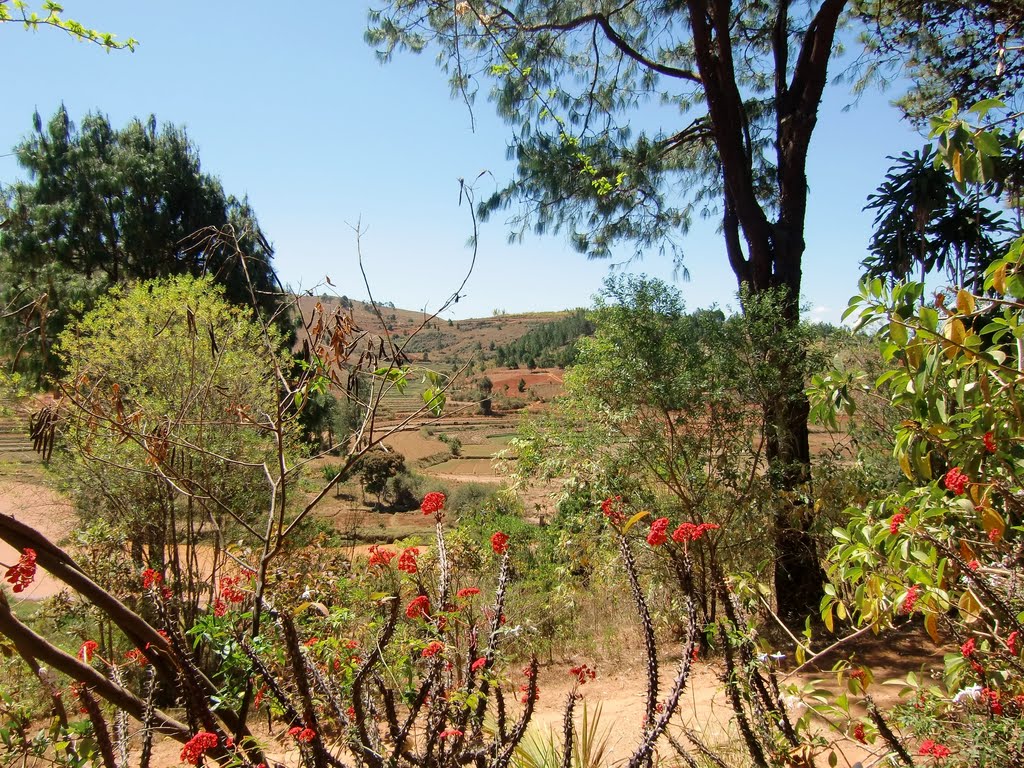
813,194,1024,761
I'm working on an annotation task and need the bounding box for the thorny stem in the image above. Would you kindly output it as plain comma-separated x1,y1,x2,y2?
866,696,913,767
618,533,660,726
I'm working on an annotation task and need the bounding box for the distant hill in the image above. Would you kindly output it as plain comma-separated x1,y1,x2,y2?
294,294,576,374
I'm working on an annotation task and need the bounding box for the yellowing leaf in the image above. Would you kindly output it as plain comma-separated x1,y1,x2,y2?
924,613,940,644
960,540,977,563
956,289,976,315
899,452,914,481
993,263,1008,294
944,317,966,358
621,510,650,534
980,506,1006,539
958,590,982,623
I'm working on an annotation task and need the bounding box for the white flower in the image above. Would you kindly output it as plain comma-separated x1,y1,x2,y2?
953,684,983,704
782,694,806,716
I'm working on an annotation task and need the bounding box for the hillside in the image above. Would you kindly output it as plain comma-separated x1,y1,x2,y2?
294,294,574,373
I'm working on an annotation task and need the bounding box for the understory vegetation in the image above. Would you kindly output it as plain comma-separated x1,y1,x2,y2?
1,3,1024,767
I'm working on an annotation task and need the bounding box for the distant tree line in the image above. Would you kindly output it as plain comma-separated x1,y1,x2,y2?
494,310,594,369
0,106,282,383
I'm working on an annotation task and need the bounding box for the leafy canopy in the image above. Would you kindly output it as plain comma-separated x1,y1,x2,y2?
0,107,280,382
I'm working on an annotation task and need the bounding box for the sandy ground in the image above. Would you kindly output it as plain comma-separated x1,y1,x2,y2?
0,479,75,599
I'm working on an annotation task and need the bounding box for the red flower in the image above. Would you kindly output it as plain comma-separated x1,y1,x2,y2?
988,527,1001,543
647,518,670,547
213,598,227,618
456,587,480,598
852,722,866,743
125,648,147,666
141,568,163,589
5,548,37,593
288,726,316,743
600,496,625,525
439,729,464,739
984,431,997,452
421,491,446,516
961,637,976,657
78,640,98,663
944,467,969,495
471,657,487,673
900,584,920,615
180,732,219,765
397,547,419,574
982,687,1004,715
569,664,596,685
967,559,980,571
367,545,397,568
406,595,430,619
671,521,720,543
219,575,246,604
421,641,444,658
919,739,951,758
490,531,509,555
889,512,906,535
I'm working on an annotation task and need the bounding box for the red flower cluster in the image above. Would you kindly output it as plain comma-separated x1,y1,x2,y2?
600,495,625,525
982,687,1003,715
397,547,419,574
471,657,487,673
456,587,480,598
406,595,430,619
421,491,446,517
944,467,970,495
79,640,98,662
569,663,596,685
672,522,720,543
901,585,921,615
213,598,227,618
438,729,464,739
368,545,397,568
646,518,670,547
288,726,316,743
141,568,163,590
852,722,866,743
889,512,906,535
421,641,444,658
124,648,147,666
5,548,37,593
219,575,246,604
180,732,219,765
967,559,980,571
984,431,997,453
491,531,509,555
919,739,951,758
961,637,976,658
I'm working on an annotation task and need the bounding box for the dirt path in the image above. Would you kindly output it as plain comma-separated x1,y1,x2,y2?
0,479,76,599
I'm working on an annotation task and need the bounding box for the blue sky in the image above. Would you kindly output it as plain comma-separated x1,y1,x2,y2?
0,3,925,323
